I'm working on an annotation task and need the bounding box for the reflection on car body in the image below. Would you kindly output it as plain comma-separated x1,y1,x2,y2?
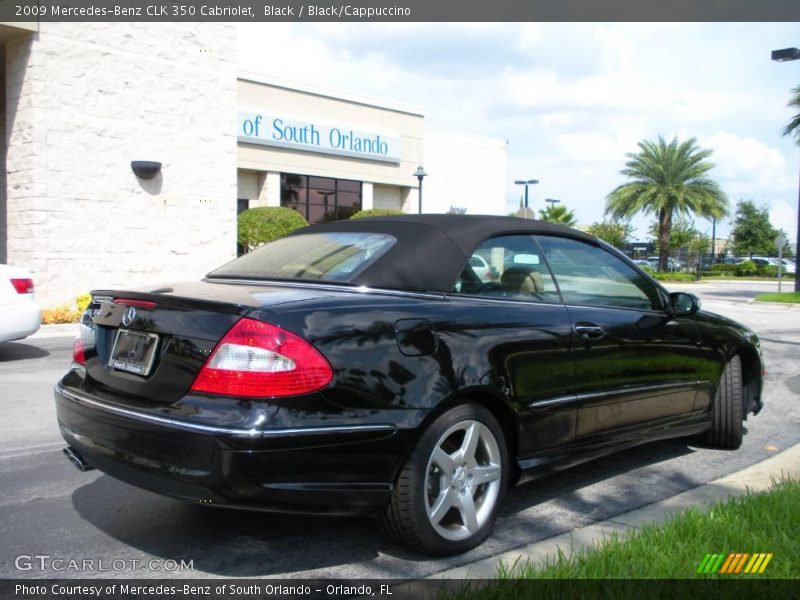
55,215,763,555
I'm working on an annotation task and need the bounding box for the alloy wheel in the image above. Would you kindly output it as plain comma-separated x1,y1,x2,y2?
423,419,502,541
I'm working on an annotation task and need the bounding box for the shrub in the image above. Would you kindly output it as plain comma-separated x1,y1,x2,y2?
709,264,735,274
637,263,655,275
758,265,779,278
42,293,92,325
238,207,308,252
350,208,405,219
735,260,757,277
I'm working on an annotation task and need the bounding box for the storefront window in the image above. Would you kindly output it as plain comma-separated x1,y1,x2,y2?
280,173,362,224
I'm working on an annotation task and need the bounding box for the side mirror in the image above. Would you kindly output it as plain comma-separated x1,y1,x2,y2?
668,292,700,316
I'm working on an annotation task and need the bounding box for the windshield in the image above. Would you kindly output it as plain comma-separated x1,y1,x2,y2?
207,232,396,283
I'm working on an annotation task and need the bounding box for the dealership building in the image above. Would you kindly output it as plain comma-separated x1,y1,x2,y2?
0,23,507,306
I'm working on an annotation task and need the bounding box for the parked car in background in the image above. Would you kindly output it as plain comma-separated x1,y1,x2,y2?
55,215,764,555
736,256,795,274
647,256,683,272
0,264,41,343
739,256,777,268
468,254,499,282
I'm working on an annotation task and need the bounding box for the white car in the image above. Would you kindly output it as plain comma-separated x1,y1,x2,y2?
741,256,796,274
0,264,41,343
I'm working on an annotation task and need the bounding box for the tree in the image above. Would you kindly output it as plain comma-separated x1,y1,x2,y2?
586,218,633,249
538,204,577,227
647,215,700,255
605,136,729,271
783,84,800,143
730,200,778,256
688,233,710,256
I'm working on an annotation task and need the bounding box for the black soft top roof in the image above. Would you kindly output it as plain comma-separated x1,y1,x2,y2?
288,214,599,293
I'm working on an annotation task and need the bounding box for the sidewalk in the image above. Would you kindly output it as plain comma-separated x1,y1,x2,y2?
430,443,800,579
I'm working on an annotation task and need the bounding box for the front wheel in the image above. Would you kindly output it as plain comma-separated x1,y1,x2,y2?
704,355,743,449
380,403,508,555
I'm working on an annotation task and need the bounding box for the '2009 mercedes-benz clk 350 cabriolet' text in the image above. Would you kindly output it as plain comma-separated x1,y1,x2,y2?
56,215,763,555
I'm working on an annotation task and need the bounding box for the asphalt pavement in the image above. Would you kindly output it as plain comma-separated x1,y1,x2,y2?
0,280,798,579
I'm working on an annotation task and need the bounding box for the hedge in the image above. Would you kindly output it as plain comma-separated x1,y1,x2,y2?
238,206,308,252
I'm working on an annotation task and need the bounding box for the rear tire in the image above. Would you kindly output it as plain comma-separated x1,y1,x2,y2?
704,355,743,449
380,403,508,555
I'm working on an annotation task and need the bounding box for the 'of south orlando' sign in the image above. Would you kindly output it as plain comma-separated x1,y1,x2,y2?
238,111,401,165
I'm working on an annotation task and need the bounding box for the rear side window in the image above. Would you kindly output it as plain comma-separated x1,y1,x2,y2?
207,233,396,283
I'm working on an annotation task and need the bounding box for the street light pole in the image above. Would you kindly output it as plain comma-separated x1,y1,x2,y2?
414,166,428,215
545,198,561,209
711,217,716,263
514,179,539,215
772,46,800,292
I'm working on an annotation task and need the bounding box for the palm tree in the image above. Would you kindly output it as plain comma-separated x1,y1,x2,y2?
538,204,577,227
783,84,800,143
605,136,728,272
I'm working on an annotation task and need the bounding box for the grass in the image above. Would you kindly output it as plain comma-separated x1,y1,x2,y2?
492,478,799,580
754,292,800,304
436,478,799,600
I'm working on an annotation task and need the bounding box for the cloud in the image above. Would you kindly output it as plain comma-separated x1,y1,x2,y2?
698,132,790,195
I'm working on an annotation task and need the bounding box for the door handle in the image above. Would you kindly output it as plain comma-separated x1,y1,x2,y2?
574,323,605,339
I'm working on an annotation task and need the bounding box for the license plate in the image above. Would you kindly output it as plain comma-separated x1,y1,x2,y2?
108,329,159,376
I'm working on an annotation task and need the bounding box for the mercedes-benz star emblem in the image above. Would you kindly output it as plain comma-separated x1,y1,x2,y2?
122,306,136,327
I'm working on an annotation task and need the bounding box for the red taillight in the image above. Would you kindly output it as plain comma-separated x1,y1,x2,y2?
73,338,86,365
11,278,34,294
190,318,333,398
114,298,157,309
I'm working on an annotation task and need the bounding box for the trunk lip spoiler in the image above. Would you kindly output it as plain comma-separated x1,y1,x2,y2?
54,384,396,439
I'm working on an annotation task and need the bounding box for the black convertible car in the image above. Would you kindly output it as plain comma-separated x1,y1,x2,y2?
56,215,763,555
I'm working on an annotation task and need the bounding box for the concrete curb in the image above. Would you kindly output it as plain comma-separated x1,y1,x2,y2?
746,300,800,310
429,443,800,579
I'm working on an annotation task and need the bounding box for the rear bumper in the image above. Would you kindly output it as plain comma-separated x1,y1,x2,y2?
55,383,419,515
0,299,41,343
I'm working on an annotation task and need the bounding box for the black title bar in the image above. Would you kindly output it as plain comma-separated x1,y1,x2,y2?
1,0,800,22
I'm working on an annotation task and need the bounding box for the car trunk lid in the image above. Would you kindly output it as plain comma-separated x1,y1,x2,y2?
79,280,336,405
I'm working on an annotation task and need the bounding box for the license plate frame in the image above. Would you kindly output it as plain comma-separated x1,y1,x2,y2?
108,329,160,377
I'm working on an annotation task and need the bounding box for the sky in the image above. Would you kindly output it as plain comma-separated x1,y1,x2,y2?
238,23,800,244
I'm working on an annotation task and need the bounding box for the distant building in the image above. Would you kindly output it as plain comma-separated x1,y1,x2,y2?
623,241,654,258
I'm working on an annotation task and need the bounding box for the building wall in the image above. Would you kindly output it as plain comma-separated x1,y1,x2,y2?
373,184,403,210
422,127,507,216
4,23,238,306
237,76,424,190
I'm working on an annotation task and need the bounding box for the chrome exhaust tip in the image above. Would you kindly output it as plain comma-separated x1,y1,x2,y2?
63,446,94,472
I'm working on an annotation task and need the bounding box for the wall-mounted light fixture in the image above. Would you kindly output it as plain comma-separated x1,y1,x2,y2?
130,161,162,180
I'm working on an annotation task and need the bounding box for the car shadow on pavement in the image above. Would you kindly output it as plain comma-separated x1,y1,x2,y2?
0,342,49,362
69,438,703,577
